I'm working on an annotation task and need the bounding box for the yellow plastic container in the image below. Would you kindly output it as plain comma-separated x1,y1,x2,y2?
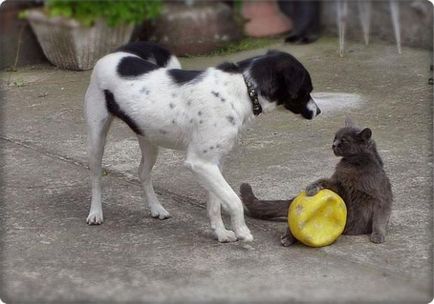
288,189,347,247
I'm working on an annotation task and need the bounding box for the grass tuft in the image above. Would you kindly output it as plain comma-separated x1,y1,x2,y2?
205,36,283,57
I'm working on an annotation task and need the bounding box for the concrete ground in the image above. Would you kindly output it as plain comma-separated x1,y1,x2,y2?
0,38,432,303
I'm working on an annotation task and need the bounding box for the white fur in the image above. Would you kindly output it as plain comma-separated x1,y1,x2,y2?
84,51,319,243
306,98,318,113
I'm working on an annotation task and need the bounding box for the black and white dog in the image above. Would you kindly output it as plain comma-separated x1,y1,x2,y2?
84,41,320,243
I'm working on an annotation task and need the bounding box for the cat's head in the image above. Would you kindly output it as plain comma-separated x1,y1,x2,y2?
332,117,373,157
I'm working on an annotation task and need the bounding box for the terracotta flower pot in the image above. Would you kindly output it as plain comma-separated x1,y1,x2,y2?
242,1,292,37
26,9,134,70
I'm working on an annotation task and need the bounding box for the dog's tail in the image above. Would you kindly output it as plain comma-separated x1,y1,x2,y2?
240,183,292,219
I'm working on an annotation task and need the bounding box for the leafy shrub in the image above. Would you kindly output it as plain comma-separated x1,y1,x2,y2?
43,0,162,27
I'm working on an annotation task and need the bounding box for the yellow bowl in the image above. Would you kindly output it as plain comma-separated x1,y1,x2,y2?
288,189,347,247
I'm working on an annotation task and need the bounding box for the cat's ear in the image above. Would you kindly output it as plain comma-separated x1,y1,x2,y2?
344,116,354,128
358,128,372,141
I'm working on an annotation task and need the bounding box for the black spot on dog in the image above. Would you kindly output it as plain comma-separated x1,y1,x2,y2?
172,119,176,124
116,41,172,67
159,130,168,134
117,56,158,78
198,111,202,116
190,119,194,123
209,146,214,150
220,98,226,103
230,103,235,110
168,69,203,85
203,149,207,153
211,91,220,98
216,62,241,74
199,120,203,124
226,115,236,126
169,103,175,109
187,101,192,106
172,93,177,98
104,90,143,135
216,144,221,148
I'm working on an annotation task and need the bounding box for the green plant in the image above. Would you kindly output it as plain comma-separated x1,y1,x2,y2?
233,0,243,13
40,0,162,27
12,79,25,88
207,37,281,56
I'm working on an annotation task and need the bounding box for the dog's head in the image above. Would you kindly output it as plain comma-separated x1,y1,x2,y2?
245,50,320,119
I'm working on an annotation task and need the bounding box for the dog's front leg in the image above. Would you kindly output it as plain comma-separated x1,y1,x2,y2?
185,156,253,242
208,193,237,242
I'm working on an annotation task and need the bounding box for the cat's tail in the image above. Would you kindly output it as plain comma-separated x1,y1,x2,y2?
240,183,292,219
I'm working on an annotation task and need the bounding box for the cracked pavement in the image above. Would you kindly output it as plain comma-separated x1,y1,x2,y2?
0,38,432,303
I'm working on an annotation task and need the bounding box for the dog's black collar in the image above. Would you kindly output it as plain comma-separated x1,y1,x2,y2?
242,75,262,116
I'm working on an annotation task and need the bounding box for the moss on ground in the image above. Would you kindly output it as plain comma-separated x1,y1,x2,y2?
183,36,283,58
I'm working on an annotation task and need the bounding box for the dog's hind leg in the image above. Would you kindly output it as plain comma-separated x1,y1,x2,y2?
85,85,113,224
208,192,237,242
137,136,170,219
185,154,253,242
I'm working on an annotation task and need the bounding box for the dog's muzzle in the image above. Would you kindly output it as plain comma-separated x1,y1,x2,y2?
302,98,321,119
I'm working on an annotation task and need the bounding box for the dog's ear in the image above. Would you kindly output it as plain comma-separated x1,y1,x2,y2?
344,116,355,128
281,63,307,99
250,53,310,103
266,49,281,56
249,58,279,100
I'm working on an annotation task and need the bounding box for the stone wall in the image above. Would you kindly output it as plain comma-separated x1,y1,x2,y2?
0,1,47,70
148,2,242,56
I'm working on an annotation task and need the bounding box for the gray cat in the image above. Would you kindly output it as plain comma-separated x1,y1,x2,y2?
240,118,393,246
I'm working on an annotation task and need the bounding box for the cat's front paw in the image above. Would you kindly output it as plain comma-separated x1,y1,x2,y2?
305,183,321,196
370,232,385,244
280,231,296,247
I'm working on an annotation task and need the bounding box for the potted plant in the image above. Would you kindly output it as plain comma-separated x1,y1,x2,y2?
22,0,162,70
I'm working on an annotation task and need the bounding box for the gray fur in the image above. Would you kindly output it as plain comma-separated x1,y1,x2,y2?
241,120,393,246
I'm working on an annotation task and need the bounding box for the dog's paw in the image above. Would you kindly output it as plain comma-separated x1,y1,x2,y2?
235,226,254,242
150,205,171,220
87,212,103,225
370,232,385,244
305,183,321,196
215,229,237,243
